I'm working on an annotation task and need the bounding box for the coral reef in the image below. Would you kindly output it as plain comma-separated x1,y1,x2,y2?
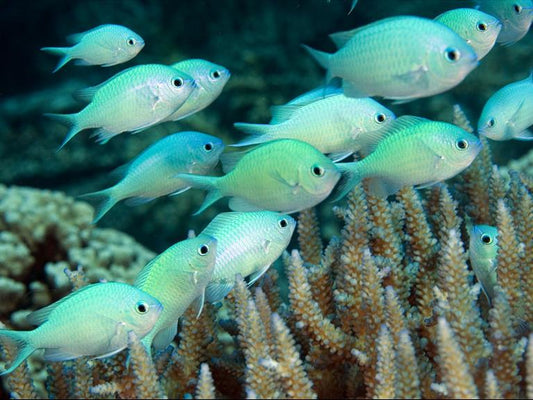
1,108,531,397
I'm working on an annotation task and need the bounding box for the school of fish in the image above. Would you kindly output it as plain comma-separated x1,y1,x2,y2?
0,0,531,374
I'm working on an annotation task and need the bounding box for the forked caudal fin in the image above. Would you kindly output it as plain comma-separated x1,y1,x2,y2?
328,162,362,202
174,174,222,215
44,113,81,151
41,47,72,73
78,188,119,223
0,329,35,376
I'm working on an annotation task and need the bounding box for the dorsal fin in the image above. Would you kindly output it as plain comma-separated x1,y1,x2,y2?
269,104,301,124
134,255,161,287
221,149,251,173
286,85,342,106
361,116,429,154
329,27,361,48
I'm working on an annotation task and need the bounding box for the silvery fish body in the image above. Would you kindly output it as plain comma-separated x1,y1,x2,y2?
47,64,196,149
435,8,502,60
134,235,217,354
233,88,395,161
0,282,162,375
333,116,482,200
478,72,533,141
162,59,231,122
468,224,498,304
304,16,478,101
201,211,296,302
81,131,225,223
476,0,533,45
177,139,342,214
41,24,145,73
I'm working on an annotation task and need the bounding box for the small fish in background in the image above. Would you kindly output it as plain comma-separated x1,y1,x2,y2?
45,64,196,149
0,282,162,375
161,59,231,122
303,16,479,101
134,235,217,355
434,8,502,60
233,87,395,162
177,139,341,215
478,71,533,141
80,131,225,223
200,211,296,303
468,224,498,305
332,116,482,200
41,24,145,73
476,0,533,45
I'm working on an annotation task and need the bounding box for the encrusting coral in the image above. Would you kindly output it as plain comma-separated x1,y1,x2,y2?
1,106,532,398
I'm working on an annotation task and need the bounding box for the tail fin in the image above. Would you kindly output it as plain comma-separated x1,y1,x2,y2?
78,188,119,223
44,113,81,150
0,330,35,376
175,174,221,215
231,123,273,147
40,47,72,73
301,45,333,83
329,162,362,202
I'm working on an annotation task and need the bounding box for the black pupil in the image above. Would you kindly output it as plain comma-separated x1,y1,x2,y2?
377,114,385,122
280,219,288,228
458,140,467,149
137,304,147,313
213,71,220,78
313,166,322,176
478,23,487,31
204,143,213,151
514,4,521,13
489,118,495,127
174,79,182,87
482,235,491,244
128,39,134,45
447,50,458,61
200,245,208,254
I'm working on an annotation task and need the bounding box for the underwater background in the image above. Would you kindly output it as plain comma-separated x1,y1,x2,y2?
1,0,532,398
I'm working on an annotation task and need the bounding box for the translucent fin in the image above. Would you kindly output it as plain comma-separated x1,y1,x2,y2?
124,196,156,207
220,149,250,173
247,264,271,287
205,281,234,303
329,162,362,202
515,129,533,140
67,32,86,44
91,128,119,144
329,28,360,48
152,323,178,351
348,0,358,14
301,45,332,82
174,174,221,215
44,113,81,150
232,123,272,144
328,151,353,162
269,104,300,123
73,86,100,103
228,197,263,212
40,47,72,73
0,330,34,376
134,255,161,287
169,187,191,196
367,177,402,198
191,291,206,319
74,59,92,66
78,188,119,223
287,84,342,106
43,348,80,362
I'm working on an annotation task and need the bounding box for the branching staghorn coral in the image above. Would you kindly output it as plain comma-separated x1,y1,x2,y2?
1,107,532,398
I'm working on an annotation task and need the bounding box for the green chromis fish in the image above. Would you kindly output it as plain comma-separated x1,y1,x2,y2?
478,71,533,141
468,224,498,304
476,0,533,45
46,64,196,149
232,88,395,162
41,24,145,73
332,116,482,200
134,235,217,354
0,282,162,375
303,16,478,101
177,139,341,214
161,59,231,122
200,211,296,303
80,131,225,223
434,8,502,60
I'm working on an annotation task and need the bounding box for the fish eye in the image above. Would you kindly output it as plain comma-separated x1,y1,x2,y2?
278,218,288,228
211,70,221,79
444,47,461,62
127,38,136,46
198,244,210,255
172,78,184,87
476,22,488,32
204,142,214,151
311,164,325,177
136,301,149,314
455,139,469,150
481,234,493,244
514,4,522,14
487,118,495,128
374,113,386,124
